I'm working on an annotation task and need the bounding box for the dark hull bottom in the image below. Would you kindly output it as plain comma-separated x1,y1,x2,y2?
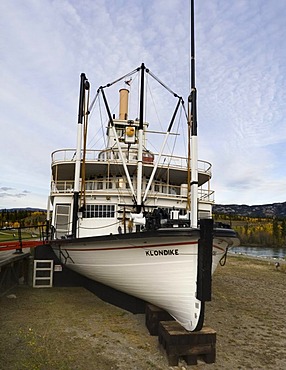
35,244,146,313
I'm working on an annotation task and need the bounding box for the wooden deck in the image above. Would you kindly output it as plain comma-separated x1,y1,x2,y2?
0,252,31,296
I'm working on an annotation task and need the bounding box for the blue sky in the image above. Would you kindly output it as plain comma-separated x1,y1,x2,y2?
1,0,286,209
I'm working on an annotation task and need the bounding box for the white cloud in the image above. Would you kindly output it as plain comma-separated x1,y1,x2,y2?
1,0,286,209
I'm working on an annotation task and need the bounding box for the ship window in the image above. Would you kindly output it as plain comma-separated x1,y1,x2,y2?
107,178,113,189
116,176,124,189
97,176,103,189
154,182,160,192
116,128,124,137
85,204,115,218
54,204,71,238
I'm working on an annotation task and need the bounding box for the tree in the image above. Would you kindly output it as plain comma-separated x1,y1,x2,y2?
281,219,286,246
272,218,280,245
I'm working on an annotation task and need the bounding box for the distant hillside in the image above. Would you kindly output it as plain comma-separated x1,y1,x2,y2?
0,207,46,212
213,202,286,218
2,204,286,219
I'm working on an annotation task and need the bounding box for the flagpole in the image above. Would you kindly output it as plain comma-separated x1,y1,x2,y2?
190,0,198,228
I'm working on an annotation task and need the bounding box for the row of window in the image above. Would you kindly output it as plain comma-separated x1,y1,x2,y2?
84,204,115,218
85,179,180,194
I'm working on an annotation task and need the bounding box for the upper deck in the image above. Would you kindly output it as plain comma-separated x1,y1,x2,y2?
51,148,212,186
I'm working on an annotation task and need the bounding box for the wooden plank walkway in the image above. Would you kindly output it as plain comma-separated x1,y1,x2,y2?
0,252,31,296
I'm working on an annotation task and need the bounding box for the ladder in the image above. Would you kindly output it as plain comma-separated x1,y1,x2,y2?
33,260,54,288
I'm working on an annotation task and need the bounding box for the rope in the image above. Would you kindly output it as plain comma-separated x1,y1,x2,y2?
79,220,120,230
100,67,139,89
97,64,184,102
147,70,182,99
167,104,183,165
88,89,100,113
219,247,229,266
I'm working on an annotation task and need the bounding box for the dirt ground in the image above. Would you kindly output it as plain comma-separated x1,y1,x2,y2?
0,255,286,369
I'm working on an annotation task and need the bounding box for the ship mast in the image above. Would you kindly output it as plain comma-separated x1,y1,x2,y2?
189,0,198,228
136,63,145,213
72,73,90,238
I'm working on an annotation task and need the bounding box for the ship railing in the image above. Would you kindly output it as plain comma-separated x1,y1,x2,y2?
51,181,74,193
0,224,47,254
51,148,212,175
199,189,215,203
51,179,215,202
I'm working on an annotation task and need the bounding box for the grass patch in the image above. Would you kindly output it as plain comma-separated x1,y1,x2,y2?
0,229,40,242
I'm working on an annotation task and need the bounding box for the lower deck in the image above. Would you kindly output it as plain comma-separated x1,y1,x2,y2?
50,192,213,238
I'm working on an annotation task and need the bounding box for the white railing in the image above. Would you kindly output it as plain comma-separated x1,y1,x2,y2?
51,148,212,176
51,179,214,203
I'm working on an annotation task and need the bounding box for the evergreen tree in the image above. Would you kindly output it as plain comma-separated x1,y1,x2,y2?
272,218,280,245
281,219,286,246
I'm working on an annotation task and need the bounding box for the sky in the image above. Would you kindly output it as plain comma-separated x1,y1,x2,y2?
1,0,286,209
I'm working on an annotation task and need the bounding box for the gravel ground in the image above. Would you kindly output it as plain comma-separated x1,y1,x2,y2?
0,255,285,369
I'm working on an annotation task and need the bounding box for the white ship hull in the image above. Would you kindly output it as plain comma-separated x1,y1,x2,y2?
51,229,238,331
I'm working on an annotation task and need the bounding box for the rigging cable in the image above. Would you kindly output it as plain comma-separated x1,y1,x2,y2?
147,70,181,99
88,89,100,116
219,247,229,266
100,67,139,89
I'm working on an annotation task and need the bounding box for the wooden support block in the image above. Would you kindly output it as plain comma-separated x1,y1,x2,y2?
158,321,216,366
145,304,174,335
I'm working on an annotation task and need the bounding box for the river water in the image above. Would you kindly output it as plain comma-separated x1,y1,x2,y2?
230,246,286,260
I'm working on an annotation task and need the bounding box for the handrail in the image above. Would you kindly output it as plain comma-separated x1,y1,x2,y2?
51,148,212,175
0,224,47,253
50,179,215,202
